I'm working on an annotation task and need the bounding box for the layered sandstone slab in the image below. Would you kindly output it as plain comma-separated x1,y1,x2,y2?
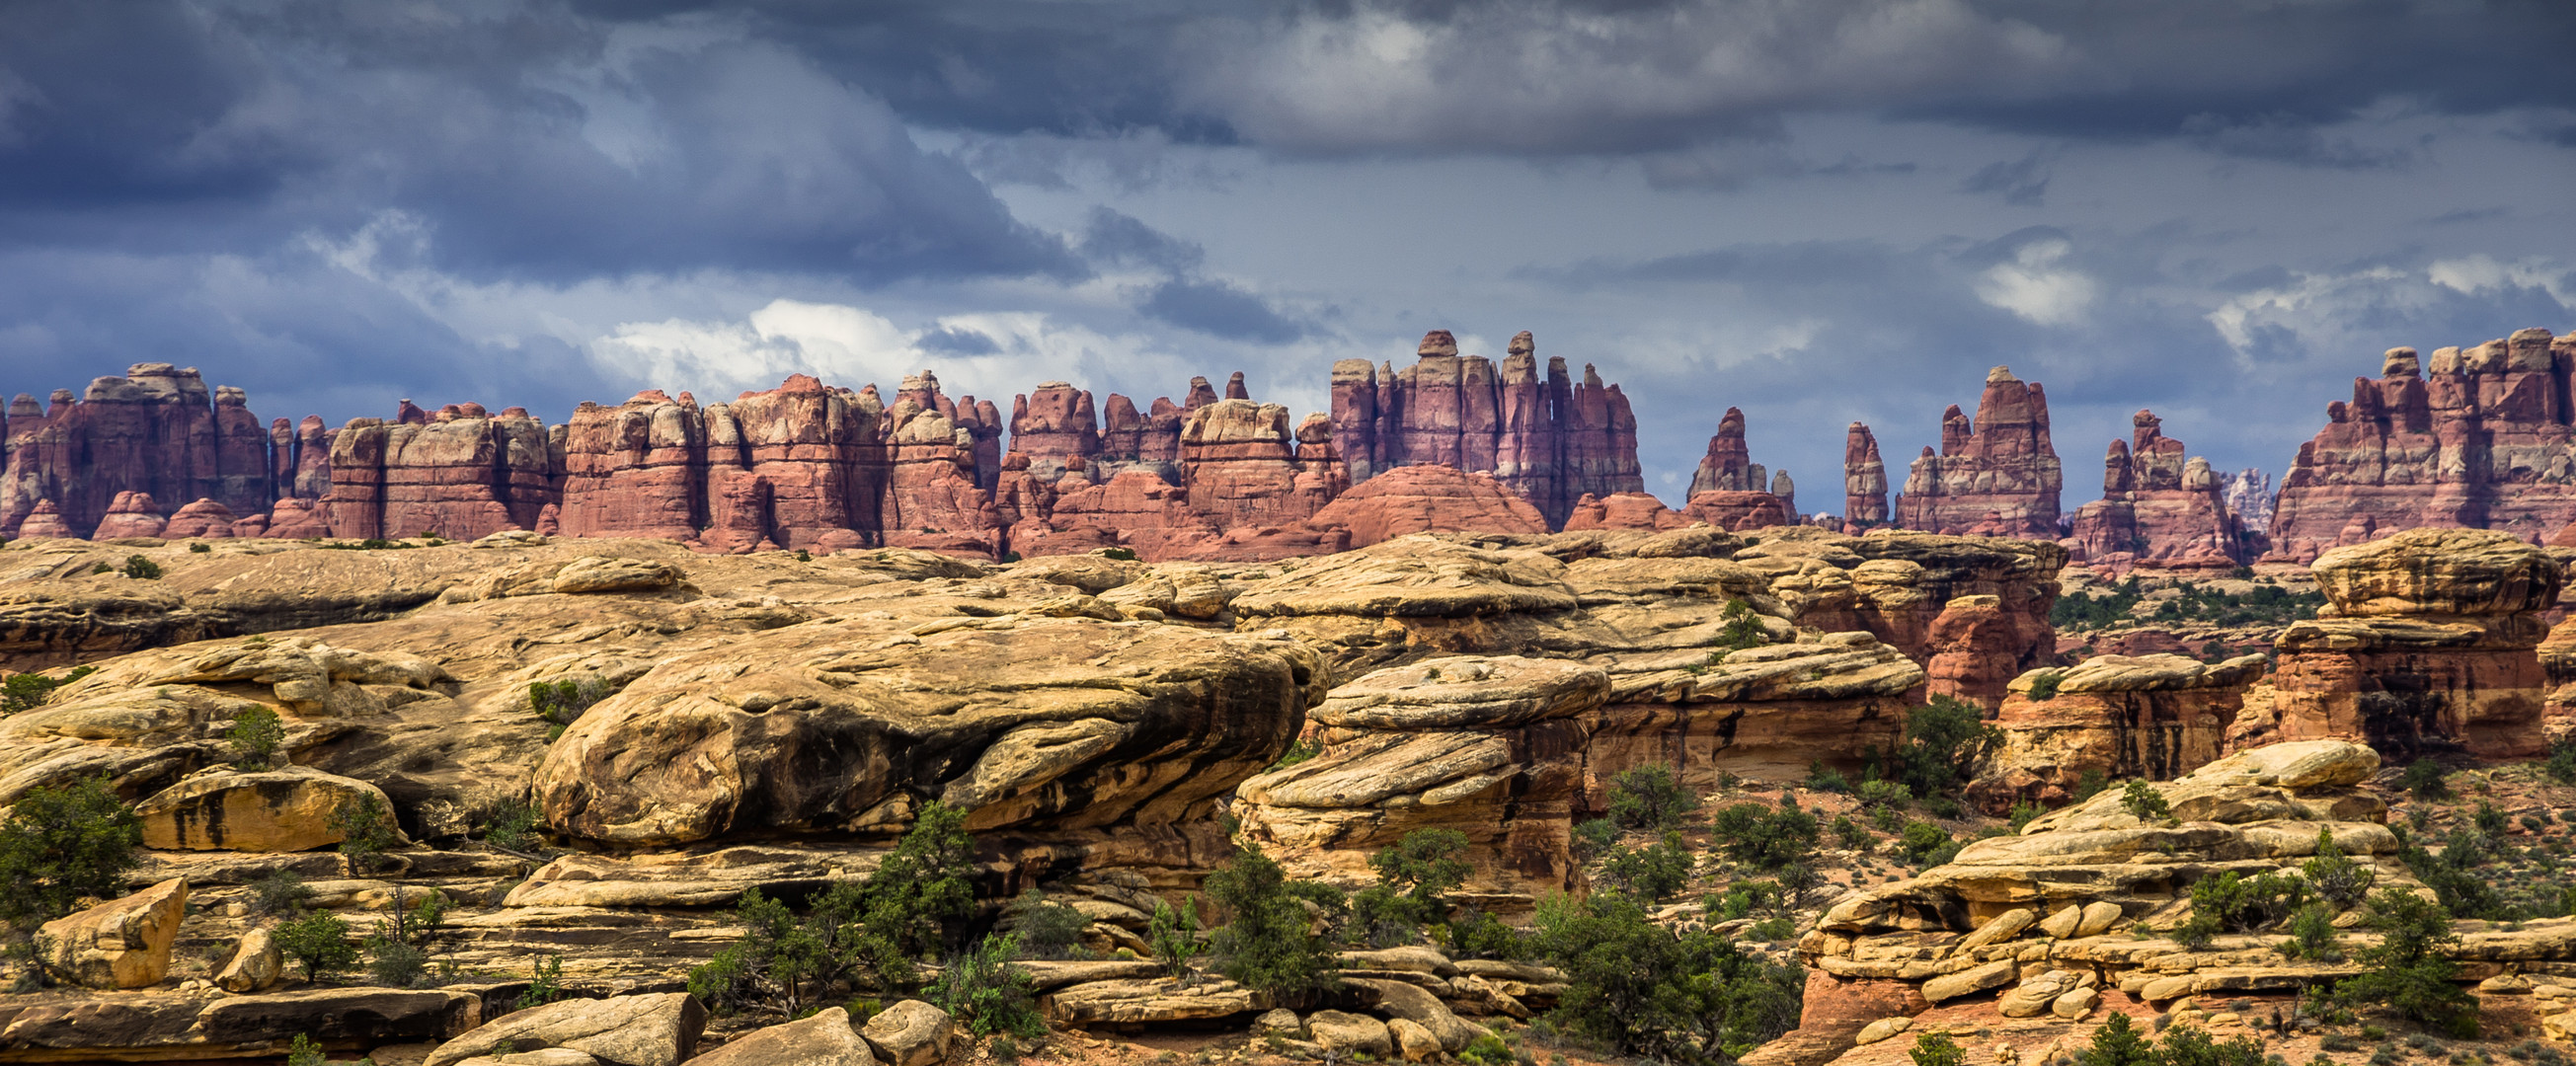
1235,654,1607,897
2262,527,2559,758
1968,652,2268,810
2271,331,2576,561
1896,366,2063,538
1579,632,1926,791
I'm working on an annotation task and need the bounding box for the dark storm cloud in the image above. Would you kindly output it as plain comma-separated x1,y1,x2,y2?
1079,207,1208,273
1137,278,1312,343
0,2,1078,282
1959,150,2052,206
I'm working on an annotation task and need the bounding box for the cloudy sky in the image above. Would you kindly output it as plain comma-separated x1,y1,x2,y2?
1,0,2570,508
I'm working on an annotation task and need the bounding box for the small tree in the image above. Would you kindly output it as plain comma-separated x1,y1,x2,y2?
1719,599,1768,651
1709,802,1820,871
2401,760,2450,800
2175,872,2307,949
332,793,401,876
250,870,314,917
852,800,978,987
2156,1024,2266,1066
2336,889,2476,1036
929,933,1045,1038
2120,780,2173,821
121,555,163,580
2078,1011,2155,1066
1205,839,1340,1002
1007,891,1090,961
0,776,143,929
1607,763,1700,830
516,953,565,1011
226,707,287,771
1353,828,1472,947
1912,1031,1968,1066
274,911,358,983
2301,828,2375,908
2280,901,2342,961
1598,830,1692,901
364,887,448,988
1884,697,2001,800
1145,899,1205,979
1532,890,1803,1066
2,665,95,714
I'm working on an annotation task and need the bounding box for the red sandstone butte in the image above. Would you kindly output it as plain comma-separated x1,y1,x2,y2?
556,390,709,542
162,498,240,539
1330,331,1643,529
2066,410,2247,571
2270,330,2576,563
13,499,75,539
1681,491,1789,532
2,365,283,539
91,491,170,540
1562,492,1692,531
1008,382,1102,482
1303,464,1550,548
1895,365,2063,538
321,405,554,541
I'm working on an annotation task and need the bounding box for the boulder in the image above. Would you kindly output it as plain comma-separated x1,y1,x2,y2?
1253,1009,1304,1039
1852,1017,1912,1045
2037,904,2083,940
686,1007,877,1066
39,877,188,989
215,926,283,993
859,1000,951,1066
1956,907,2035,951
1389,1018,1443,1063
1305,1011,1393,1058
137,767,404,852
1347,976,1488,1051
1921,960,2015,1003
1041,978,1260,1027
2052,986,2101,1019
423,992,703,1066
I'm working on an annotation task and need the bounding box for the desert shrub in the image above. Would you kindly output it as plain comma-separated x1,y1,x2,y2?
1913,1031,1970,1066
929,933,1046,1038
1598,830,1692,901
1571,817,1617,861
2402,761,2451,800
251,870,314,917
363,887,448,988
332,793,402,876
2393,826,2506,919
286,1033,327,1066
1206,839,1342,1002
515,953,565,1011
274,911,358,983
690,802,978,1014
2280,901,2343,961
1748,916,1798,941
2156,1023,2267,1066
2080,1012,2155,1066
1805,761,1851,794
2474,800,2509,842
1267,736,1320,771
1008,891,1090,960
2073,768,2111,801
2302,828,2377,909
2121,780,2173,821
1443,905,1530,960
2,665,95,714
2008,801,2044,832
2337,889,2476,1036
0,775,143,928
1709,803,1820,871
1832,814,1873,852
1897,821,1957,867
1877,697,2001,800
122,555,162,579
1857,779,1912,811
226,707,286,771
527,677,608,741
1145,899,1204,978
1608,763,1700,830
2175,872,2308,948
1097,547,1138,561
1532,890,1803,1066
2546,738,2576,786
479,799,546,855
189,542,211,553
1351,828,1471,947
2026,669,2065,702
1720,598,1768,651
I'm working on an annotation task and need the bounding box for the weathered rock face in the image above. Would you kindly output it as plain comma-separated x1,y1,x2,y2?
2271,331,2576,561
39,878,189,989
1845,423,1890,528
323,408,556,540
1579,633,1926,793
1330,332,1643,529
1303,465,1551,549
1896,366,2064,539
162,498,240,540
423,992,704,1066
2066,412,2247,570
1730,527,2066,681
2263,527,2560,758
556,391,712,542
1788,741,2402,1065
136,766,406,852
1179,400,1336,532
1010,382,1104,482
1236,655,1607,897
14,498,76,539
1,365,283,539
1967,653,2268,810
1691,407,1766,495
1561,492,1691,532
1681,490,1790,532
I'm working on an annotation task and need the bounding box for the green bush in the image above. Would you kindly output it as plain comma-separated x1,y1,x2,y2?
2302,828,2377,909
527,677,608,741
2392,826,2505,919
189,542,211,553
1206,839,1342,1002
1708,803,1819,871
516,953,565,1011
1857,779,1912,811
1598,830,1692,901
2073,768,2111,801
1805,761,1851,794
251,870,314,917
2,665,95,714
1607,763,1700,830
1266,737,1321,771
928,933,1046,1038
2402,761,2451,800
1720,598,1768,651
2025,669,2065,702
1007,891,1091,960
363,887,448,988
1571,817,1617,861
2155,1023,2267,1066
479,799,546,855
2280,901,2342,961
1876,697,2001,800
2121,780,2173,821
332,793,402,876
1532,890,1803,1066
1832,814,1872,852
1353,828,1471,947
1099,547,1139,562
274,911,358,983
1145,899,1204,978
226,707,286,771
1897,821,1956,867
2545,738,2576,786
2175,872,2307,948
1441,905,1529,960
122,555,162,579
2007,800,2044,832
1912,1031,1969,1066
2336,888,2476,1036
0,775,143,928
2079,1011,2154,1066
286,1033,327,1066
